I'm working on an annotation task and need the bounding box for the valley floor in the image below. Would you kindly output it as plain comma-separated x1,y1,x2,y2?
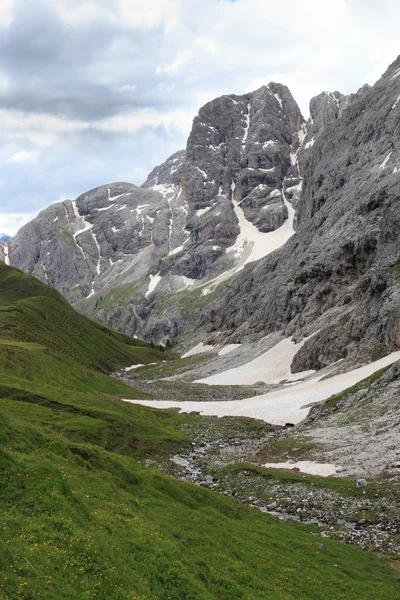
116,349,400,562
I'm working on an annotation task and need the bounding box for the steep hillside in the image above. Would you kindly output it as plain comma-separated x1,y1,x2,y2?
4,84,305,343
202,56,400,369
1,268,399,598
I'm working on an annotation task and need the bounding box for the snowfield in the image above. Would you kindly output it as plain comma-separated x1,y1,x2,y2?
124,351,400,425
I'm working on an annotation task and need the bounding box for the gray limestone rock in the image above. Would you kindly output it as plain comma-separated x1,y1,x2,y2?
203,55,400,369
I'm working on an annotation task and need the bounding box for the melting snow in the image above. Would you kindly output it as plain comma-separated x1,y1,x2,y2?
242,102,251,147
262,461,339,477
274,93,283,110
195,166,208,179
96,204,115,212
197,336,314,385
124,351,400,426
379,152,392,169
181,343,215,358
305,138,315,149
145,273,162,298
392,94,400,110
196,207,211,217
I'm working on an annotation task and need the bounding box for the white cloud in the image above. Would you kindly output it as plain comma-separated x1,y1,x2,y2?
56,0,112,24
116,0,179,29
1,0,400,228
7,150,39,163
0,212,41,235
99,107,193,135
0,0,14,28
156,50,193,76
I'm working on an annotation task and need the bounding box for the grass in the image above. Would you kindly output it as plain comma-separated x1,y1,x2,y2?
0,264,399,598
55,229,75,247
94,281,140,309
255,435,320,463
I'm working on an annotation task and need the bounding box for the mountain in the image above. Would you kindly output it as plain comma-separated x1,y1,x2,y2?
203,57,400,371
0,233,11,242
3,263,398,598
3,56,400,369
5,83,306,342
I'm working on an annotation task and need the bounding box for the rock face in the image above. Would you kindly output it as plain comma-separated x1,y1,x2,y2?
204,56,400,369
142,82,305,280
4,56,400,360
4,83,305,340
8,183,169,303
300,360,400,479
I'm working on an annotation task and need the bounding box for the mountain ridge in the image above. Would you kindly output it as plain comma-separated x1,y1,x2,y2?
2,56,400,371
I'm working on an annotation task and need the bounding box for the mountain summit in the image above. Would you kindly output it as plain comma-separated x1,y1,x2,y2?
2,55,400,365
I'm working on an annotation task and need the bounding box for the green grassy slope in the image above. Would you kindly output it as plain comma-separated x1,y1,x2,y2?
0,264,399,599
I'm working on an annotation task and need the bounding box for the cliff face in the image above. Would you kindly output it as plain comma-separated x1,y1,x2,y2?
4,56,400,360
5,83,306,341
142,82,305,280
203,57,400,369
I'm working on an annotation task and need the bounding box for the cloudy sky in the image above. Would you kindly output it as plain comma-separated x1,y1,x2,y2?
0,0,399,234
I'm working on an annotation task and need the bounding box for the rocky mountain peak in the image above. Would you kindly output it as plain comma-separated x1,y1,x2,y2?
308,90,348,138
6,55,400,352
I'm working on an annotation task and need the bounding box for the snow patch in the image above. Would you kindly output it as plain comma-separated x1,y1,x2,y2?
196,336,314,385
152,183,176,198
392,94,400,110
242,102,251,147
125,352,400,426
145,273,161,298
379,152,392,169
96,204,115,212
109,191,130,201
196,207,211,217
262,461,339,477
195,166,208,179
390,67,400,80
227,182,294,268
274,93,283,110
181,343,215,358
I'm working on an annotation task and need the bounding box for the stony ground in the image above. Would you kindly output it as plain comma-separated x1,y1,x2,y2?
155,416,400,558
116,359,400,561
